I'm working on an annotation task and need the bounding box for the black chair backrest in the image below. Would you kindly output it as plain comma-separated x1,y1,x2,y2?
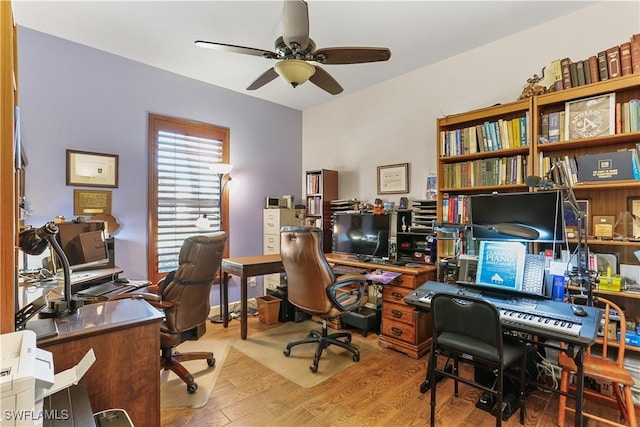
163,232,227,332
431,292,503,362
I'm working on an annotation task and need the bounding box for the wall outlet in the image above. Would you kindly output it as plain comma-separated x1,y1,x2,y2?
248,277,257,287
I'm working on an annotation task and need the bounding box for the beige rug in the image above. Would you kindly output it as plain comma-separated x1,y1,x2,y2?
232,320,379,388
160,338,231,409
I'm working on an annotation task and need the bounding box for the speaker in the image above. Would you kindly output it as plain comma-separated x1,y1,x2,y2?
457,254,478,283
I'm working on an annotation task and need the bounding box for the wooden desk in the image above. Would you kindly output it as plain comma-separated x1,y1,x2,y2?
221,253,437,358
221,254,284,340
325,254,437,358
38,298,163,427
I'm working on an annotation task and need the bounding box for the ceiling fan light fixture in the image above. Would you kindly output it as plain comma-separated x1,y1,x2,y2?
274,59,315,88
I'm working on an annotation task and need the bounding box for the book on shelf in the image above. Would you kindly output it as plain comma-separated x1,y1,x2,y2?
548,111,561,142
588,55,600,84
620,41,633,76
583,59,592,85
539,113,549,144
598,51,609,80
631,33,640,74
569,62,579,87
560,57,572,89
606,45,621,78
576,60,586,86
576,150,635,182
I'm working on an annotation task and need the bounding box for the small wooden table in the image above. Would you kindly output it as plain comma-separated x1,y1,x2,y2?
38,298,163,427
220,254,284,340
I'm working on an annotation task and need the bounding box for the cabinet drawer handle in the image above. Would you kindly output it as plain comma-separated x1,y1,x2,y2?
391,291,404,300
391,327,403,336
391,309,403,318
393,277,404,284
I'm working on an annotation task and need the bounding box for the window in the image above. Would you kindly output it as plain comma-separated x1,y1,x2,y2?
148,114,230,284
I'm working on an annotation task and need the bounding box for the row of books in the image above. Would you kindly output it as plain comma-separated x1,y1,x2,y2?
539,99,640,144
441,155,527,189
548,33,640,91
306,174,322,194
441,194,470,225
305,195,322,215
439,114,529,157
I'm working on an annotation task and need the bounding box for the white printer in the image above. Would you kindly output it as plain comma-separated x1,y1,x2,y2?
0,330,95,427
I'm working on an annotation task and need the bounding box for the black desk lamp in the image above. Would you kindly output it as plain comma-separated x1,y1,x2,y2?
19,221,79,318
526,160,594,305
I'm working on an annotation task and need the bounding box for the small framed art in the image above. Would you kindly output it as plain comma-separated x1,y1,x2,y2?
377,163,409,195
66,150,119,188
565,92,615,140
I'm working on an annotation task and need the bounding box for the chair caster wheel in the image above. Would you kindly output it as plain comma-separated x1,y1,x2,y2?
207,357,216,367
310,364,318,373
353,354,360,362
187,383,198,394
283,348,291,357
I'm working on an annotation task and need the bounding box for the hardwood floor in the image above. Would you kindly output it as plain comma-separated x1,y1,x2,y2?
161,316,637,426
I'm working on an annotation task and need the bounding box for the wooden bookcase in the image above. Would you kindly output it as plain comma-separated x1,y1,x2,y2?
1,1,19,333
435,74,640,351
436,99,533,258
305,169,338,252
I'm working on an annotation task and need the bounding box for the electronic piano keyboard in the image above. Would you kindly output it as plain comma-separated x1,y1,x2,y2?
405,281,601,346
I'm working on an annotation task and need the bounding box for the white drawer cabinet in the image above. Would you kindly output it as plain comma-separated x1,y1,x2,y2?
263,209,298,291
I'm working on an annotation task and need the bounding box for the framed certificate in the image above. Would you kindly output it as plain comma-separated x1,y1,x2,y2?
377,163,409,194
565,93,615,140
67,150,119,187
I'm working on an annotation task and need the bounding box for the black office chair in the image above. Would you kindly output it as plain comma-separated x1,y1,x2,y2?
429,293,527,427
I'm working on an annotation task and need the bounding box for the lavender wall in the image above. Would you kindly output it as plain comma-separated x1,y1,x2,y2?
18,27,303,305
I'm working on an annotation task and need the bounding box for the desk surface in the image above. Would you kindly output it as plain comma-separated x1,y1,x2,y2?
37,299,163,427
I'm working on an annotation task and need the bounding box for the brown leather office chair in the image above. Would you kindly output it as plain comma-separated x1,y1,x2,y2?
156,232,227,393
279,226,368,373
557,297,637,427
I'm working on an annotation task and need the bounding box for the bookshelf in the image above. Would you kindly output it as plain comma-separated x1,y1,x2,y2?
305,169,338,252
436,99,533,258
435,74,640,352
1,1,18,333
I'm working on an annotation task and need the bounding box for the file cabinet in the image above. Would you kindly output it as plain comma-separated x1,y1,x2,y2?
263,209,299,292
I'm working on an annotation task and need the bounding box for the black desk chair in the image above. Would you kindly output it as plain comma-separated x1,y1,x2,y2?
429,293,527,427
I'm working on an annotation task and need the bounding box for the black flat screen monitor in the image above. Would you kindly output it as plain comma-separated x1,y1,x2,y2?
332,213,390,258
54,221,109,271
469,191,566,242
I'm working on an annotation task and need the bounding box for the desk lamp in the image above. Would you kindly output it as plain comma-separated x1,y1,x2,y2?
19,222,78,317
527,160,595,305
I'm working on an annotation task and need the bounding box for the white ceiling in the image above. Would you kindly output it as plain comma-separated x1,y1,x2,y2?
12,1,597,111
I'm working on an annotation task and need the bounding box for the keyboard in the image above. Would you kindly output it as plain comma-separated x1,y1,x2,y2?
521,254,545,295
69,271,100,284
75,281,128,298
333,265,369,275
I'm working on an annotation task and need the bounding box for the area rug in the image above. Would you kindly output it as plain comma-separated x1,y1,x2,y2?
160,338,232,409
231,320,379,388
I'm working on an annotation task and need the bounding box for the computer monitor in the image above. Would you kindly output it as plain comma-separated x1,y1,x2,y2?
54,221,109,271
469,190,566,242
332,213,390,259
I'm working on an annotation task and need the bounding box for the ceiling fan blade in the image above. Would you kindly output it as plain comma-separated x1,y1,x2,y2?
312,47,391,65
309,66,343,95
282,0,309,51
195,40,279,59
247,67,279,90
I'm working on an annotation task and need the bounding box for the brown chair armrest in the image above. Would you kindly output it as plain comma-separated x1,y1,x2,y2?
327,274,368,311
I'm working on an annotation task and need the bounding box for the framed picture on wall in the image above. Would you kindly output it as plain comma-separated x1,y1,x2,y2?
377,163,409,194
66,150,119,188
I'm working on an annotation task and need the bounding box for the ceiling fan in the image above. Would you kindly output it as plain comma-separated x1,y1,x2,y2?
195,0,391,95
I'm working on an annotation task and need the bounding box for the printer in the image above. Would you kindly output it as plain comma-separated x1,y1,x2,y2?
0,330,95,427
